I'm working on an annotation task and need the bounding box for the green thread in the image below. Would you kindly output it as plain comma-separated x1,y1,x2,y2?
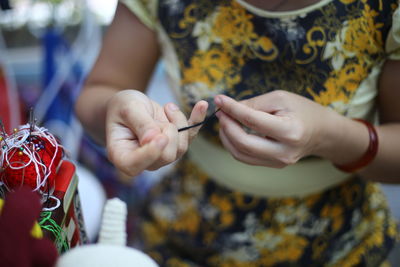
39,211,70,252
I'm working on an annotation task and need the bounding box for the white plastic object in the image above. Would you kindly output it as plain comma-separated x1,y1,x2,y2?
56,198,158,267
98,198,127,246
55,244,158,267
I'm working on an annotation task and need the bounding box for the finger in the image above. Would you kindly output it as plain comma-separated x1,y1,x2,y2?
107,134,168,177
146,123,179,171
164,103,189,157
240,90,287,112
219,127,284,168
117,102,161,145
187,100,209,141
214,95,289,140
218,111,284,164
158,122,179,165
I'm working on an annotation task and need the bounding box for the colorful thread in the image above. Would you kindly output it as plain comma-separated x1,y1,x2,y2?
39,211,70,252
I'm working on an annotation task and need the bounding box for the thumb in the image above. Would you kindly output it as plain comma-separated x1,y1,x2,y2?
187,100,209,141
109,102,162,146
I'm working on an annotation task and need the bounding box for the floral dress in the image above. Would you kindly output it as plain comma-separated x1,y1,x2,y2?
120,0,400,266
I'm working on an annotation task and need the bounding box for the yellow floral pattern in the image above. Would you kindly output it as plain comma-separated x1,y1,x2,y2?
180,2,278,99
152,0,398,136
124,0,399,265
135,158,398,266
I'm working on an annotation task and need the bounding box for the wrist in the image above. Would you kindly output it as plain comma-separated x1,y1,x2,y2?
312,111,371,168
334,119,379,172
312,109,344,159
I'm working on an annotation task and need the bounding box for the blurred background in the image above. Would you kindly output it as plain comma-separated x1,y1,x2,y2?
1,0,119,243
0,0,175,244
0,0,399,259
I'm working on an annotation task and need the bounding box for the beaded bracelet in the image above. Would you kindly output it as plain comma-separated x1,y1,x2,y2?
334,119,379,173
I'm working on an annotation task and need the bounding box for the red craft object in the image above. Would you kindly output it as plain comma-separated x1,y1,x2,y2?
2,137,62,192
0,125,64,197
0,66,21,133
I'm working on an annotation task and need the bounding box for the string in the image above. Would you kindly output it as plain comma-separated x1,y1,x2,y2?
178,108,220,132
42,195,61,212
0,123,63,210
39,211,70,252
1,124,61,189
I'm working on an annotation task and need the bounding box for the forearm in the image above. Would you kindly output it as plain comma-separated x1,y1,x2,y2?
360,123,400,182
317,60,400,183
363,59,400,182
75,2,160,145
315,113,400,183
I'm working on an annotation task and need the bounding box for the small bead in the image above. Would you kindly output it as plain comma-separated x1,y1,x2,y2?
18,151,23,156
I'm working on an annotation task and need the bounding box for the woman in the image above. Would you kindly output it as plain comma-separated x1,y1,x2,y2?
76,0,400,265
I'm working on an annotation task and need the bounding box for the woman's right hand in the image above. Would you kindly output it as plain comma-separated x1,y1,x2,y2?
106,90,208,178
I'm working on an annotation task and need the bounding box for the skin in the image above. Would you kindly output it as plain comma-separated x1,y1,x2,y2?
76,4,208,179
214,71,400,183
76,2,400,183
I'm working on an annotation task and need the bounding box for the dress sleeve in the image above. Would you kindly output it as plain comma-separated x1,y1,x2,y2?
119,0,158,31
386,3,400,60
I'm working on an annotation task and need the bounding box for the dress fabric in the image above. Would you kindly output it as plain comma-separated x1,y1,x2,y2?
120,0,400,265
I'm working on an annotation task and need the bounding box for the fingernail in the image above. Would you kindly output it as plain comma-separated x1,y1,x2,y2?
214,96,222,106
201,104,208,113
168,103,179,111
141,129,158,145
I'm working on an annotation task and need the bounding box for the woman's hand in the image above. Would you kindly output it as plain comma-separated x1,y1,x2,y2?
214,90,341,168
106,90,208,178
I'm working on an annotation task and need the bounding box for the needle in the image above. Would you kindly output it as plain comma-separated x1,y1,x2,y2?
178,109,220,132
29,107,35,134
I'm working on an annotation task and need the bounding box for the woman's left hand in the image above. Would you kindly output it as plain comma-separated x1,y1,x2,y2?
214,90,340,168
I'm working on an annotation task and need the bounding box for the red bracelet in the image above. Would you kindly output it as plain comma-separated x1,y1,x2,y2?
334,119,379,173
